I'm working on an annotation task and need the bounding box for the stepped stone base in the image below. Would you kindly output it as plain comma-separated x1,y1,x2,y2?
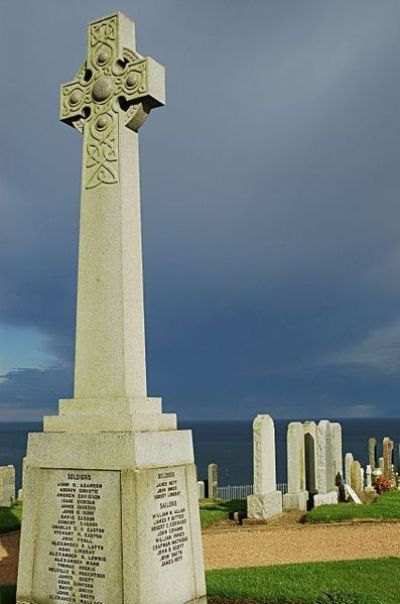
17,428,207,604
313,490,338,507
283,490,308,511
247,491,283,519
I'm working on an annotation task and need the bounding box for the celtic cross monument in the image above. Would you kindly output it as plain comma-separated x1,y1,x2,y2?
17,13,207,604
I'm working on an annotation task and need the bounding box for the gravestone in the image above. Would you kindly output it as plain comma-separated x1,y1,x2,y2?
283,422,308,511
247,415,283,519
303,421,318,496
208,463,218,499
368,437,377,471
331,422,343,483
383,437,394,482
17,13,207,604
198,481,205,499
344,452,354,485
350,460,362,497
0,465,15,507
313,421,338,507
365,464,374,492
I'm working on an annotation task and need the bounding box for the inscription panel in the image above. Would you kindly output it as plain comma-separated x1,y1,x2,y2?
32,469,122,603
151,467,189,568
137,465,195,602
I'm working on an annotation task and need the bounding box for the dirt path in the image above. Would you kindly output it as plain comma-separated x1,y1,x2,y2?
203,521,400,569
2,522,400,585
0,531,19,585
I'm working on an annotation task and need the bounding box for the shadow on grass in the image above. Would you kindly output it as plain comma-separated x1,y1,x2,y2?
199,499,247,529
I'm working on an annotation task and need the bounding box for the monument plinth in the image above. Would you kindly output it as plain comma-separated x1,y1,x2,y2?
17,12,207,604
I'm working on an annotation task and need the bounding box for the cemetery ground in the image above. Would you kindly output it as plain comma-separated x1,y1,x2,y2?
1,496,400,603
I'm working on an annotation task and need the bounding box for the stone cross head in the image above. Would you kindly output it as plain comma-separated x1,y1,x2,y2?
60,12,165,189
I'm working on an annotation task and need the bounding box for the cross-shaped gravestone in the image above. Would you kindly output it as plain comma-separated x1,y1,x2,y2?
17,13,207,604
61,12,164,188
59,12,165,402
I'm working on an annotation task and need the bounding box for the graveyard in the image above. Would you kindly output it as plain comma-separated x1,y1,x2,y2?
2,4,400,604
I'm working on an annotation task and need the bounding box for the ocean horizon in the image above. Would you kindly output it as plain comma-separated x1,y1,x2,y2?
1,418,399,490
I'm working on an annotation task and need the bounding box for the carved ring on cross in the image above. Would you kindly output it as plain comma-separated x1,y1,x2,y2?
59,14,165,189
60,46,163,133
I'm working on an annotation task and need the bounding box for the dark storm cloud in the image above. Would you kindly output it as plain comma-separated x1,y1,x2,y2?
2,0,400,419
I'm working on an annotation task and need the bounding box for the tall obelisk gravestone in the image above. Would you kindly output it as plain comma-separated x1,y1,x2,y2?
17,13,207,604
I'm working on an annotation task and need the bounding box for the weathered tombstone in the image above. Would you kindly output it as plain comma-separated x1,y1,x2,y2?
17,13,207,604
198,481,205,500
247,415,283,519
331,422,343,483
360,467,365,491
303,421,318,496
313,420,338,507
368,437,377,471
383,437,394,482
350,460,362,497
365,464,374,492
207,463,218,499
344,452,354,485
0,465,16,507
283,422,308,511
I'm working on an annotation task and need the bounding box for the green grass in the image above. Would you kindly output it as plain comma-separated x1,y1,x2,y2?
0,586,16,604
306,490,400,524
2,558,398,603
199,499,246,529
0,503,22,535
206,558,399,603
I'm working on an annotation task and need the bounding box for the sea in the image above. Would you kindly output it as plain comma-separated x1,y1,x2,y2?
1,418,400,490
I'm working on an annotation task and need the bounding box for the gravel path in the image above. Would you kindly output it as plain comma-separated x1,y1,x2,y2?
0,531,19,586
203,521,400,570
2,522,400,586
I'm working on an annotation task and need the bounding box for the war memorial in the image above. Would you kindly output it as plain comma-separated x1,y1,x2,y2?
16,12,207,604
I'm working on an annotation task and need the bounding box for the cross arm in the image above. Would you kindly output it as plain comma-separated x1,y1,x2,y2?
120,56,165,131
60,77,90,131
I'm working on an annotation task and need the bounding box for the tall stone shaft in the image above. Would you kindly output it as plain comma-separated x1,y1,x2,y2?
74,126,146,398
17,13,207,604
60,12,165,399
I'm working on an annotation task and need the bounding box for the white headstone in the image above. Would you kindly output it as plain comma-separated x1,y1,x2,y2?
365,464,374,492
197,481,205,500
313,420,338,507
207,463,218,499
344,452,354,485
331,422,343,482
0,465,15,507
283,422,308,511
247,414,283,519
17,13,207,604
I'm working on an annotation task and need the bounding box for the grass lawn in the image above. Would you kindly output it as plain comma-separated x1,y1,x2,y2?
199,499,246,529
306,490,400,524
207,557,399,603
0,503,22,535
2,558,397,603
0,586,16,604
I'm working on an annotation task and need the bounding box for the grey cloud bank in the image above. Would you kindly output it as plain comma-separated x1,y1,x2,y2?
1,1,400,419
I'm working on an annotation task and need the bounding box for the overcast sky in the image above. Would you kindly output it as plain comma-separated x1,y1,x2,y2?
1,0,400,421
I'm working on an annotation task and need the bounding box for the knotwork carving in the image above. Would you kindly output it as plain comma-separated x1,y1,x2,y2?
60,13,164,190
